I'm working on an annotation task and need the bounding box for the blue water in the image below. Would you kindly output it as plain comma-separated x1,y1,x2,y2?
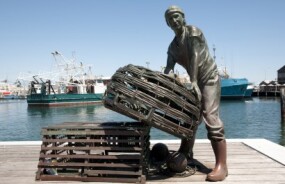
0,98,284,146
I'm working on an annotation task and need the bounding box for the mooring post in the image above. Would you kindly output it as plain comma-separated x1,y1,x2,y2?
281,88,285,123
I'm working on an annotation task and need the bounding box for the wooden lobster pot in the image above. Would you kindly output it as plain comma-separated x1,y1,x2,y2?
104,64,201,140
36,122,150,183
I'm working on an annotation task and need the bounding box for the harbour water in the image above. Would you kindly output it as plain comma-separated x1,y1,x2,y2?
0,98,284,146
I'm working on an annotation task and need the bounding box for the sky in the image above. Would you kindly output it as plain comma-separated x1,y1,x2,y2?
0,0,284,85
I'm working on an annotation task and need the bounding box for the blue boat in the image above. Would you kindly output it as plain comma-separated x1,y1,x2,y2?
217,64,252,99
221,78,249,99
212,45,252,99
177,73,251,99
244,83,254,98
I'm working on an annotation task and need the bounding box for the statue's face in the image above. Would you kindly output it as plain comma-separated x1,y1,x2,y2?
167,12,184,32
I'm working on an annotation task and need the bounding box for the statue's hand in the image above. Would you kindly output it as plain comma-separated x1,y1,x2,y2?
190,82,202,102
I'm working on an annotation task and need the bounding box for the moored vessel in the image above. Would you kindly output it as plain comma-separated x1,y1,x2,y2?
21,51,108,106
27,78,106,106
0,81,27,99
213,46,252,99
218,66,251,99
221,78,249,99
244,83,254,98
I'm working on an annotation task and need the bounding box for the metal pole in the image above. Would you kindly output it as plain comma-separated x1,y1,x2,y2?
281,88,285,123
213,44,216,62
146,62,150,69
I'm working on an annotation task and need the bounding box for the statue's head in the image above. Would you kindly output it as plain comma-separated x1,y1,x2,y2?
165,5,186,27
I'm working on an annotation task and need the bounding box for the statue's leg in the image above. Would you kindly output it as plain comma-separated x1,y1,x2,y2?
178,125,198,162
207,139,228,181
201,76,228,181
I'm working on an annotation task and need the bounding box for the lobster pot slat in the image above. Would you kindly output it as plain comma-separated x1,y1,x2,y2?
104,64,201,139
36,122,150,184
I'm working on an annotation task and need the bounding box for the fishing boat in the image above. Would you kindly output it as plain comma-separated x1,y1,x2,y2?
218,66,250,99
221,78,249,99
21,51,108,106
0,91,18,99
0,80,27,99
212,45,252,99
244,83,254,98
27,78,106,106
177,69,250,99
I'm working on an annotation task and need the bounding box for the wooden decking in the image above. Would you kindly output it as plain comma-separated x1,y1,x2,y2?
0,139,285,184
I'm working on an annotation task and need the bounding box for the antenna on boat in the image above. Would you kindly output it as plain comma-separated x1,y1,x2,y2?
213,44,216,61
146,61,150,69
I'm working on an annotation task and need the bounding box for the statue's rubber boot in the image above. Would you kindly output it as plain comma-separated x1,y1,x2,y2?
178,138,195,163
206,140,228,181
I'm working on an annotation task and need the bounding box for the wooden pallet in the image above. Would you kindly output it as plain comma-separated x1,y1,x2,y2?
104,64,201,139
36,122,150,183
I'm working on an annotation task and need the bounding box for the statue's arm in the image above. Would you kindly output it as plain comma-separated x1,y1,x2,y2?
189,37,202,101
164,55,176,74
189,38,200,83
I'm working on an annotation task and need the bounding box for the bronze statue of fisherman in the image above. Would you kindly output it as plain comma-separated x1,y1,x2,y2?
164,5,228,181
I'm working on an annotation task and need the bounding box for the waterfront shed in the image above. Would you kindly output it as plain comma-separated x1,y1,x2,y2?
259,80,280,91
258,80,280,96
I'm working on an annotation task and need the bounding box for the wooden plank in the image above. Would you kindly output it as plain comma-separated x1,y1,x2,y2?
38,175,143,183
38,161,141,168
243,139,285,165
44,121,148,129
0,139,284,184
41,130,145,136
84,169,142,176
41,138,145,143
40,146,143,151
39,154,141,160
225,168,285,174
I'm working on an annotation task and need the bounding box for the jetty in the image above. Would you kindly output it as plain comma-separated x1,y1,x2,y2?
0,139,285,184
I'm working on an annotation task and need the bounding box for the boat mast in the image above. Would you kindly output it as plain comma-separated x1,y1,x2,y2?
213,44,216,62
